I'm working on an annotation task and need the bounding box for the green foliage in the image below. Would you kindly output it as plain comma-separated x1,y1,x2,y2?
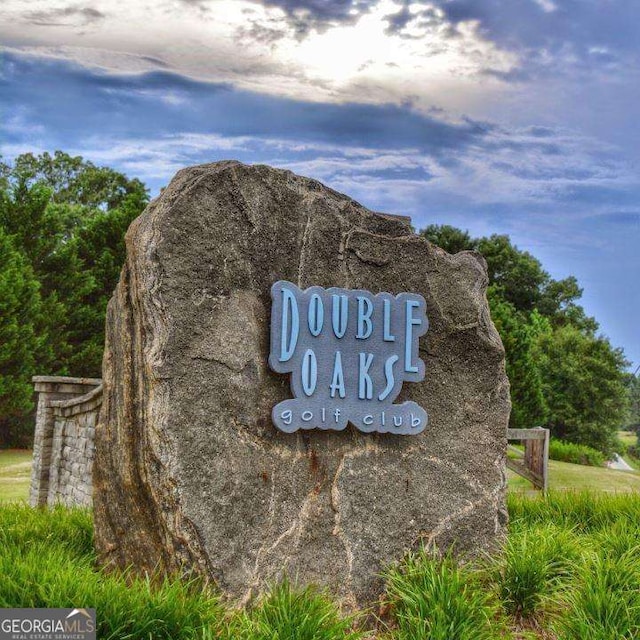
0,152,148,444
547,439,606,467
0,230,40,417
0,505,227,640
3,495,640,639
507,490,640,533
492,523,578,618
554,549,640,640
507,491,640,638
422,226,589,323
237,579,363,640
589,519,640,560
626,374,640,429
476,235,548,313
0,503,93,557
537,325,629,455
489,295,549,428
0,229,47,446
422,224,476,255
384,549,504,640
423,224,629,454
6,150,147,211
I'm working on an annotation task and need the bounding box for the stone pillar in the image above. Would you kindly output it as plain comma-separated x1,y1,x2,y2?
29,376,101,507
47,385,102,507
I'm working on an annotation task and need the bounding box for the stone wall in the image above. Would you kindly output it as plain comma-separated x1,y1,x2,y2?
29,376,102,507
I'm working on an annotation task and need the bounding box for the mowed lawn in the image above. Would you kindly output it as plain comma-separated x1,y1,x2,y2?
2,448,639,503
508,458,640,492
0,450,32,502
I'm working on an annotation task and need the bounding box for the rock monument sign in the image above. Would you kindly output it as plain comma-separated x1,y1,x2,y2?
94,161,509,608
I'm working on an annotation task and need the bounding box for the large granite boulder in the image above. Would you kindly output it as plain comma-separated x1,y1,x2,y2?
94,161,509,608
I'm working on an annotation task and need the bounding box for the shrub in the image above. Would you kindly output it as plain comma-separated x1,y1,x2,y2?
384,549,504,640
0,503,93,557
554,549,640,640
547,439,605,467
0,505,228,640
627,444,640,460
493,523,579,619
588,519,640,560
507,491,640,534
236,579,363,640
5,495,640,639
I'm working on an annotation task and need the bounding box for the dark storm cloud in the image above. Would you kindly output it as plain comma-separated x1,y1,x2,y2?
25,5,105,26
0,52,492,153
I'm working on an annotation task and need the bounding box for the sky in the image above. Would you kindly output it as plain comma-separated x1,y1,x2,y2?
1,0,638,369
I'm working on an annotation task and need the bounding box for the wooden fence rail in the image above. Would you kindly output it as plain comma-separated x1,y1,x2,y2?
506,427,550,491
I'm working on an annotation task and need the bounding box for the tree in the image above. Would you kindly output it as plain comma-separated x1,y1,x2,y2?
61,203,140,375
0,228,46,446
422,224,476,254
421,225,598,328
537,325,629,454
8,150,147,211
423,223,629,453
488,291,549,428
626,373,640,430
0,152,148,444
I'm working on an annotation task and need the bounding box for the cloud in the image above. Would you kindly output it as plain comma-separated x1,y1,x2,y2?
435,0,639,74
0,0,518,113
1,1,637,366
24,5,105,26
0,51,496,153
2,51,636,227
1,43,637,365
249,0,375,35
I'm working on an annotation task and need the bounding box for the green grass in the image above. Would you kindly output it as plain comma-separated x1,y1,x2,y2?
0,504,230,640
618,430,637,447
508,458,640,493
507,492,640,639
2,451,640,638
384,549,505,639
554,549,640,639
4,492,640,639
492,523,580,619
0,449,32,502
236,580,364,640
507,490,640,532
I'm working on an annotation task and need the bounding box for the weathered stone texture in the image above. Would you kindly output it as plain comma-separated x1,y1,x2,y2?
94,161,510,607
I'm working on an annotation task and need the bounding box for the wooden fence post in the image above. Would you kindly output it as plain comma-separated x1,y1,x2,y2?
506,427,550,491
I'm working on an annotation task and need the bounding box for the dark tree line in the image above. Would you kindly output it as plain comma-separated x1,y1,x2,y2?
0,153,635,453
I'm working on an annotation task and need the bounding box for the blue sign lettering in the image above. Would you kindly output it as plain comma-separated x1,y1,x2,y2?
268,281,429,435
